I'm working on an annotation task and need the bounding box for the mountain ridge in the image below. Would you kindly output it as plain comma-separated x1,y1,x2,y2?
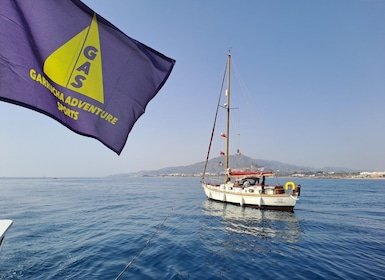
110,154,358,177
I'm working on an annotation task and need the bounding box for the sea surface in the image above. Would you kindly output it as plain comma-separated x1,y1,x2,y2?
0,177,384,279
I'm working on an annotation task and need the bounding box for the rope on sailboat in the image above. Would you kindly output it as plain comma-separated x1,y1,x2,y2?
202,60,228,181
115,202,175,280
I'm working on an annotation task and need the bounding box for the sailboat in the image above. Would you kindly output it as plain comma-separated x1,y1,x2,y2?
201,52,301,212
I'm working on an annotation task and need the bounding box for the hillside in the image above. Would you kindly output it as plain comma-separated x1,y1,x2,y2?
110,154,355,177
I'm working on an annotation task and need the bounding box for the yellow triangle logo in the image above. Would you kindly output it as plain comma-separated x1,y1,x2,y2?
43,14,104,103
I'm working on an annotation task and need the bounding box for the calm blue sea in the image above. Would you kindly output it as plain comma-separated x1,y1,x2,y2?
0,177,384,279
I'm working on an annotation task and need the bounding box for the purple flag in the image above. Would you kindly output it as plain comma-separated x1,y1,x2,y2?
0,0,175,154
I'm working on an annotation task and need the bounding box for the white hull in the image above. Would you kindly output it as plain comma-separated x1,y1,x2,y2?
202,182,299,212
0,219,13,249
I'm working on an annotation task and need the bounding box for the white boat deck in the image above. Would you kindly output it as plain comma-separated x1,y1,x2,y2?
0,219,13,247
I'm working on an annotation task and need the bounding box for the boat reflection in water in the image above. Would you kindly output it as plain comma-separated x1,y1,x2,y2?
201,200,302,253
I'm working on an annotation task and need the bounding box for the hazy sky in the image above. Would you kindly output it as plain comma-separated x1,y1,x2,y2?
1,0,384,177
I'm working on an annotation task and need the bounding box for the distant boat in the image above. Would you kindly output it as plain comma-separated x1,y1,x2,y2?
201,52,301,212
0,219,13,250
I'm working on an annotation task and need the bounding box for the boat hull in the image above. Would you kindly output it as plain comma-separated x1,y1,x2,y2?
202,182,298,212
0,219,13,249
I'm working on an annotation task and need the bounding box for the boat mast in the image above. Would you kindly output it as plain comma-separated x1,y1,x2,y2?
225,51,231,182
